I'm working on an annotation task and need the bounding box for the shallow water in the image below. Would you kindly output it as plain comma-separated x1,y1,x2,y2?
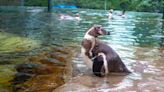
0,7,164,92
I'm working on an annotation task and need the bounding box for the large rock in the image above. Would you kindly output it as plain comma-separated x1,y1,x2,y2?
19,74,64,92
12,46,75,92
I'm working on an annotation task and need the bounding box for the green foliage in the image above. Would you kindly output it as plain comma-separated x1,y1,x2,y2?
124,0,164,12
53,0,76,5
0,0,20,6
74,0,104,9
24,0,163,13
25,0,48,6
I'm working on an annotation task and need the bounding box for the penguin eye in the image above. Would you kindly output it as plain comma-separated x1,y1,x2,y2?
95,27,101,33
97,26,101,30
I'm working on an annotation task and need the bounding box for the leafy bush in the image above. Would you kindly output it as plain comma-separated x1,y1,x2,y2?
23,0,163,13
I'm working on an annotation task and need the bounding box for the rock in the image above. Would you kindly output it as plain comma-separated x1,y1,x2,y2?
13,72,35,85
13,63,66,92
49,52,67,62
39,58,66,66
18,74,65,92
28,52,67,66
15,63,41,74
12,47,75,92
52,48,69,55
28,56,43,63
15,63,65,75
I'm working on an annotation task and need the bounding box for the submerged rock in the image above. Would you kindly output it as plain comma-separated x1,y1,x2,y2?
13,62,66,91
0,32,40,53
13,72,35,85
0,65,15,84
21,74,65,92
12,46,75,92
38,58,66,66
15,63,40,73
14,63,65,77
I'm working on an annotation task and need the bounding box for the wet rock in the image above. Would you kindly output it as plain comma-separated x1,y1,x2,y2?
15,63,40,73
12,46,75,92
52,47,69,55
13,63,41,89
13,63,66,92
18,74,65,92
49,53,67,62
34,65,64,75
28,52,67,66
39,58,66,66
28,56,43,62
0,59,12,64
0,65,15,84
15,63,65,75
13,72,35,85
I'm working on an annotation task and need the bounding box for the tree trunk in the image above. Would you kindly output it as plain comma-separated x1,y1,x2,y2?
162,11,164,20
48,0,52,12
162,11,164,30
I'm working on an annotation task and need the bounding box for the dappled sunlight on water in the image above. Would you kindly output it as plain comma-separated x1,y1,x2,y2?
0,7,164,92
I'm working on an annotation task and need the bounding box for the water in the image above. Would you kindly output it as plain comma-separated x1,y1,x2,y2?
0,7,163,92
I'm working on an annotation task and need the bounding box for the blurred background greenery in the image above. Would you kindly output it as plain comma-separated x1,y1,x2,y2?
0,0,163,13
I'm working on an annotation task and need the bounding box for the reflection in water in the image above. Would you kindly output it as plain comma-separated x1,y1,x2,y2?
0,7,163,92
132,15,161,47
160,20,164,49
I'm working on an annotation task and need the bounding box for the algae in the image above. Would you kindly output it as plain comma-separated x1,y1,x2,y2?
0,32,40,53
0,65,15,92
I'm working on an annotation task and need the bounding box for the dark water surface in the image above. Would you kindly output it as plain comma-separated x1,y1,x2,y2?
0,7,164,92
